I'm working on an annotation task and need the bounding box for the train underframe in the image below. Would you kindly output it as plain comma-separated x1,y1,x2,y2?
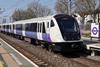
52,42,86,52
0,31,86,53
30,38,87,53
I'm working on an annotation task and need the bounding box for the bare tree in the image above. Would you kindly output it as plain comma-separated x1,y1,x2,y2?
75,0,96,16
27,0,52,17
12,9,27,21
12,0,52,21
74,0,97,29
55,0,69,14
55,0,76,14
12,9,21,21
55,0,98,29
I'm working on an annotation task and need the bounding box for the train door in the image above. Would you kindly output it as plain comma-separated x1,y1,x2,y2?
37,22,43,40
22,24,25,36
46,21,50,35
45,21,51,42
14,24,16,34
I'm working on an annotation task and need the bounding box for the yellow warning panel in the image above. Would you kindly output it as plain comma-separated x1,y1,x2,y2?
0,61,4,67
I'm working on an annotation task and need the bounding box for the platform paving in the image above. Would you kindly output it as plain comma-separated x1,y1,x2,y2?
0,38,38,67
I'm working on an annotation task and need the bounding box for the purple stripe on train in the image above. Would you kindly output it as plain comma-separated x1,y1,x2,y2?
10,30,14,33
25,31,37,38
0,29,3,31
5,29,9,32
16,30,22,35
42,33,52,42
25,31,52,42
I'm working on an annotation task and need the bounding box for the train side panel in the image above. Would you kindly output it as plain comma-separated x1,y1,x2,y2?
49,18,64,42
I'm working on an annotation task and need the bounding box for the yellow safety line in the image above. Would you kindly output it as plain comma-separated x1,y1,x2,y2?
0,61,4,67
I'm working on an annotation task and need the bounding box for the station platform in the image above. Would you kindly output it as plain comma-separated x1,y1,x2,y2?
82,37,100,50
82,37,100,56
0,46,19,67
0,38,38,67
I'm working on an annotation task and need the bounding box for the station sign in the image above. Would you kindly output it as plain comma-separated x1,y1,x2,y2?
91,23,99,37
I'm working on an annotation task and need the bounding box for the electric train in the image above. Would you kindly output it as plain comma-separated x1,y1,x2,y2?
0,14,86,52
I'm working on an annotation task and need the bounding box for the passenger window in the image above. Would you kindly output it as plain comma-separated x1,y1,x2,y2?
16,24,22,30
25,23,37,32
51,20,55,27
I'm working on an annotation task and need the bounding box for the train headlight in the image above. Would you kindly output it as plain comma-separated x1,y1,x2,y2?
71,44,79,48
71,44,75,48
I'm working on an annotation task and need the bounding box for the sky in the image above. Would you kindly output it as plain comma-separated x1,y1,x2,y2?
0,0,99,20
0,0,56,17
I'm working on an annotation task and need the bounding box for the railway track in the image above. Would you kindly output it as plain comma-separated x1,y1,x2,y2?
0,33,100,67
72,57,100,67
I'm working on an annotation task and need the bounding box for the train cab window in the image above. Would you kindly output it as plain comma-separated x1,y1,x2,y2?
55,15,79,32
50,20,55,27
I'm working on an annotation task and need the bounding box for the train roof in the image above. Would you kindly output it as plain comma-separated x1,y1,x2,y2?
0,15,54,25
0,14,73,25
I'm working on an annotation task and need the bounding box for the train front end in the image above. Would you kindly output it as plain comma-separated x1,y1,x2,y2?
52,14,86,52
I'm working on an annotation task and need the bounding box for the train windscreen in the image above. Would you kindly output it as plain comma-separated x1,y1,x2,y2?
54,14,79,32
54,14,80,40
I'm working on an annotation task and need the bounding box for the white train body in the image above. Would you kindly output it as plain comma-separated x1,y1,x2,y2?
0,14,85,52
